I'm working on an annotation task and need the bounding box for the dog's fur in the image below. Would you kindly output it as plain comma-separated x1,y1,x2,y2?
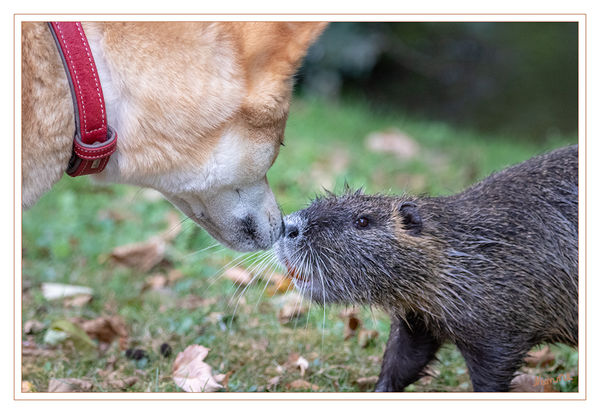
22,22,326,251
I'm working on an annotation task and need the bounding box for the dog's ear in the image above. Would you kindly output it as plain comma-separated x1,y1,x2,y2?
281,22,328,70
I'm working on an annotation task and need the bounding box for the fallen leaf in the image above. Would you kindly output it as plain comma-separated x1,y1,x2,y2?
223,267,254,286
510,373,555,392
267,376,280,391
110,236,166,272
217,371,233,389
365,128,420,160
340,307,361,340
44,320,96,351
167,269,184,284
276,292,309,324
23,320,45,334
367,355,381,364
42,283,93,300
355,376,378,391
418,366,440,386
63,294,93,308
524,346,556,368
294,356,309,377
21,381,35,392
358,329,379,348
22,340,55,357
206,312,224,324
266,275,294,296
105,374,138,390
286,379,319,391
178,295,218,310
143,274,168,291
79,316,128,344
48,378,93,392
172,345,224,392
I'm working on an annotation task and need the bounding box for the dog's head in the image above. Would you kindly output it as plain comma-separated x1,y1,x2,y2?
88,22,327,251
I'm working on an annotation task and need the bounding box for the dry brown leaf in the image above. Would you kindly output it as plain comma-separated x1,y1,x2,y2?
22,340,55,357
267,376,280,391
365,128,420,160
78,316,128,344
21,381,35,392
206,312,224,324
23,320,45,334
282,353,309,377
144,274,168,291
294,356,309,377
286,379,319,391
510,373,555,392
105,375,138,390
524,346,556,368
110,236,166,272
167,269,184,284
358,329,379,348
217,371,233,389
63,294,93,308
48,378,93,392
178,295,217,310
355,376,378,391
277,292,309,324
418,366,440,386
266,274,294,296
172,345,224,392
340,307,361,340
223,267,254,286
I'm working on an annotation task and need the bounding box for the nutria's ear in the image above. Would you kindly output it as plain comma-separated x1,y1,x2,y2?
398,202,422,235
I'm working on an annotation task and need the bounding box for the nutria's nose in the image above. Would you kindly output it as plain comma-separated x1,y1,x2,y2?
285,223,299,239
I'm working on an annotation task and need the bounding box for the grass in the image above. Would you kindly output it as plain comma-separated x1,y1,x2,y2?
21,97,578,393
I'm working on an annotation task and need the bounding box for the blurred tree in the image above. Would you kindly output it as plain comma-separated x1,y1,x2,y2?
297,22,578,142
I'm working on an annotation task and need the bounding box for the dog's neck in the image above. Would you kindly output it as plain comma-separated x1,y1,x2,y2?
84,26,123,182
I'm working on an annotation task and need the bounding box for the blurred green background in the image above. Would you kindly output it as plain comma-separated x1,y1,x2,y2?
299,22,578,142
21,22,579,393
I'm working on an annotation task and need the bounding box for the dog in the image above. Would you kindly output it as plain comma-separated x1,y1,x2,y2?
21,21,327,251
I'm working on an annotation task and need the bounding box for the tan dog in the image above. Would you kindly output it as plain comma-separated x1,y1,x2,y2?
22,21,326,251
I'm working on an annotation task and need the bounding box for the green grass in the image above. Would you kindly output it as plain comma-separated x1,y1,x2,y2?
21,97,578,393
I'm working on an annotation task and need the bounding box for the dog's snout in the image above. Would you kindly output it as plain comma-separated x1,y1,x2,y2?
285,223,299,239
240,215,258,241
279,216,285,238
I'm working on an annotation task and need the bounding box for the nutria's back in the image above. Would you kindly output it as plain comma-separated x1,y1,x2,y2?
420,144,578,345
276,144,578,346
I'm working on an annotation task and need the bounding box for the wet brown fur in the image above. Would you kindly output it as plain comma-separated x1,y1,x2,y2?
277,145,578,392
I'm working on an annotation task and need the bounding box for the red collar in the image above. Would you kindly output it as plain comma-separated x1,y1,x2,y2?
48,22,117,177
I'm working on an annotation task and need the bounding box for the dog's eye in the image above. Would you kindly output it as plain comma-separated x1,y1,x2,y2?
354,216,369,229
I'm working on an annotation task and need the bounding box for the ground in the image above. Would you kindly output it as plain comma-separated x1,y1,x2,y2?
21,97,578,393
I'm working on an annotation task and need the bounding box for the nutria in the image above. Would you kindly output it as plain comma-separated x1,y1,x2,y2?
275,145,578,392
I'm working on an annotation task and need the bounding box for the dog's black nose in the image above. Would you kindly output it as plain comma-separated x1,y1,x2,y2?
285,223,299,239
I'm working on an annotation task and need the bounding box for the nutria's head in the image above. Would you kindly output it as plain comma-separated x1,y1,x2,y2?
274,191,439,308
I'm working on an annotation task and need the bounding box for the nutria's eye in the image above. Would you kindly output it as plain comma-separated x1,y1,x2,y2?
355,216,369,229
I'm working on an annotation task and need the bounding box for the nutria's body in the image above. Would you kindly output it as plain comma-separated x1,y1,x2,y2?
275,145,578,392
